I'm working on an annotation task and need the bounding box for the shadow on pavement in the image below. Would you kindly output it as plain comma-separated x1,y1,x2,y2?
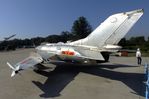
32,63,145,98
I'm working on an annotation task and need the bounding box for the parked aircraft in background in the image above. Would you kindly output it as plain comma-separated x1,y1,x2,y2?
0,34,16,51
7,9,144,77
0,34,16,44
4,34,16,41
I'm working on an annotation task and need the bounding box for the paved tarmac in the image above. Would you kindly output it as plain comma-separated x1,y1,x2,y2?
0,48,147,99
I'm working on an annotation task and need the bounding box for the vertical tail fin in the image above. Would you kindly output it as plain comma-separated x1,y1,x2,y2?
105,9,144,45
71,9,144,48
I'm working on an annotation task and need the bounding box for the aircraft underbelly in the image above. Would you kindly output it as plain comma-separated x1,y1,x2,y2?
58,55,83,61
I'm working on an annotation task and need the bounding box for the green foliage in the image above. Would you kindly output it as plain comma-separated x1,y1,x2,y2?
71,16,92,40
119,36,148,52
60,31,73,42
118,38,126,46
31,37,45,46
129,36,145,46
45,35,61,43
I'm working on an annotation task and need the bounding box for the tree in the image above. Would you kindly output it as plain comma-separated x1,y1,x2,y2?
31,37,45,46
71,16,92,40
45,35,61,43
118,38,127,46
60,31,73,42
148,37,149,42
134,36,145,45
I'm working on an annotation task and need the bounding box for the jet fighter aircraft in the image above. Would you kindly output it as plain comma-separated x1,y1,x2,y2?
0,34,16,50
4,34,16,41
7,9,144,77
0,34,16,44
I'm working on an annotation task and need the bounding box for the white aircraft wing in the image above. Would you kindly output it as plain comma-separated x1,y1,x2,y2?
16,56,43,69
7,55,43,77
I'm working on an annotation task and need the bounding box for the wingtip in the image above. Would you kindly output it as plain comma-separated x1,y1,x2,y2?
141,8,144,11
137,9,144,13
123,9,144,16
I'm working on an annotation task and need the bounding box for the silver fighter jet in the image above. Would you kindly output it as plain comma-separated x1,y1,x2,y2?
7,9,144,77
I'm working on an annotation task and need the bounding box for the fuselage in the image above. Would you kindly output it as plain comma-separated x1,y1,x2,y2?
36,43,84,63
35,42,122,64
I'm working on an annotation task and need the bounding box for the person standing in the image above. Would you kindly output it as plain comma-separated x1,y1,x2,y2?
136,48,142,65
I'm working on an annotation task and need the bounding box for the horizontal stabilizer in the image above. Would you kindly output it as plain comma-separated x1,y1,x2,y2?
78,50,104,60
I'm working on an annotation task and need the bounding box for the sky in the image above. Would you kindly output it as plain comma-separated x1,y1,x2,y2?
0,0,148,40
